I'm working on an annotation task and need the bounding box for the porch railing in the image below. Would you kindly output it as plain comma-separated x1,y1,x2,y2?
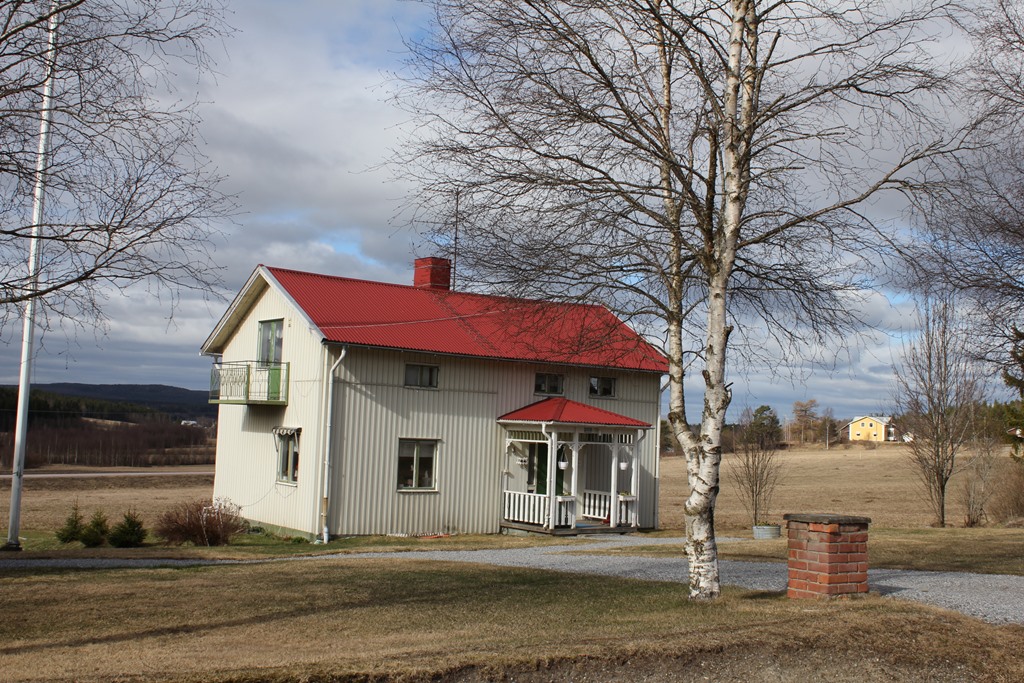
503,491,575,527
503,491,547,525
582,490,637,527
582,490,611,520
618,495,637,527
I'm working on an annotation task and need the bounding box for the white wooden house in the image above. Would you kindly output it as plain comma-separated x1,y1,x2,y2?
201,258,668,540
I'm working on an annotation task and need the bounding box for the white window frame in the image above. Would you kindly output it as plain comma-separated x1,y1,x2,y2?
273,427,300,484
589,376,617,398
404,364,439,389
397,439,437,491
259,319,284,365
534,372,564,395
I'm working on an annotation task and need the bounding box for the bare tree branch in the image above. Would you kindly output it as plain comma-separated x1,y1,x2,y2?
0,0,233,332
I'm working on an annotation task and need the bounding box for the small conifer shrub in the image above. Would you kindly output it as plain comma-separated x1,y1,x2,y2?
79,510,110,548
55,500,85,544
108,509,147,548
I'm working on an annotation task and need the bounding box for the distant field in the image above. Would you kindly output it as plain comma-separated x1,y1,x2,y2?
2,443,1017,538
0,467,214,533
660,442,1019,530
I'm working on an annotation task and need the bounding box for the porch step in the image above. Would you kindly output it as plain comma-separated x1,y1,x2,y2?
500,521,637,536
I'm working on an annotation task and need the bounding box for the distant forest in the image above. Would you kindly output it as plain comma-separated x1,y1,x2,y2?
0,385,215,469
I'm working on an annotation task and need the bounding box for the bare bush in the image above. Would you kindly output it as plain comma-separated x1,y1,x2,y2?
989,462,1024,524
155,498,247,546
958,444,1000,527
728,406,784,527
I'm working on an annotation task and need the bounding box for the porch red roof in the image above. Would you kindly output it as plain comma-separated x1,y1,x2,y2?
498,397,651,428
264,266,668,372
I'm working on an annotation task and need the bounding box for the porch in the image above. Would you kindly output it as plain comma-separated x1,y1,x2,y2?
497,397,651,536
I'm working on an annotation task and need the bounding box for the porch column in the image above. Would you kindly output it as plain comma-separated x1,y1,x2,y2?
609,443,620,527
630,441,639,496
547,429,558,530
569,441,580,529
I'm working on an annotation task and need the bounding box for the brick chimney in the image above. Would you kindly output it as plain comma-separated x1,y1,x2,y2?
413,257,451,290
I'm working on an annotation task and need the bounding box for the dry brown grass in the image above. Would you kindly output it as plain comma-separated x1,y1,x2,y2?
2,463,1024,681
1,559,1022,683
0,470,214,533
660,443,1022,530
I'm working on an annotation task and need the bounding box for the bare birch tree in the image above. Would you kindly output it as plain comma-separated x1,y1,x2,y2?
892,294,986,528
0,0,231,330
398,0,967,599
911,0,1024,380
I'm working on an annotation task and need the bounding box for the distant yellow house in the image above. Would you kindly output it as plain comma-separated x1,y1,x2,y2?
845,416,897,442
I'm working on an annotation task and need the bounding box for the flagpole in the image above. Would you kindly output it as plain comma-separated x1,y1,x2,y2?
4,2,60,551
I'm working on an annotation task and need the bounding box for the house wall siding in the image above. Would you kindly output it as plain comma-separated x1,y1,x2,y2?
329,348,662,535
212,285,327,536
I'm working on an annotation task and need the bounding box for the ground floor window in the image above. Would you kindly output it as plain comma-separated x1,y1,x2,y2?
273,427,300,483
398,439,436,490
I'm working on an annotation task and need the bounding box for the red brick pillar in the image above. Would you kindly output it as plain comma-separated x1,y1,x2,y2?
783,513,870,599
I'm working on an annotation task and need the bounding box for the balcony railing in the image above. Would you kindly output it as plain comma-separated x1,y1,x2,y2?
209,361,289,405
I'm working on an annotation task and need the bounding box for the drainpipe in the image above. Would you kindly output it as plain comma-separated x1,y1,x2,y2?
318,345,347,543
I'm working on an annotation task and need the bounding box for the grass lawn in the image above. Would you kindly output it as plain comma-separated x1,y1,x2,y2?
2,450,1024,680
2,559,1023,682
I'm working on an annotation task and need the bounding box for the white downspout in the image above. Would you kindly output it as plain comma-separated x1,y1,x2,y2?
318,345,347,543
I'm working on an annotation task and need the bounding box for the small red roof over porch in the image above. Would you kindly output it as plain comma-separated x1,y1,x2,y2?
498,397,651,428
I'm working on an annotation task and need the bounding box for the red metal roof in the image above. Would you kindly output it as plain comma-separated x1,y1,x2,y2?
265,267,668,372
498,397,651,428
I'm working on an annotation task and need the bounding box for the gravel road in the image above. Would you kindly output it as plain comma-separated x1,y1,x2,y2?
346,534,1024,625
2,534,1021,625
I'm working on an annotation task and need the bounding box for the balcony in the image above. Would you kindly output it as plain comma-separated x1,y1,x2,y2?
209,361,289,405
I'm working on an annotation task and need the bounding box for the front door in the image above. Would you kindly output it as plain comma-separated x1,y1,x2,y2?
528,443,564,496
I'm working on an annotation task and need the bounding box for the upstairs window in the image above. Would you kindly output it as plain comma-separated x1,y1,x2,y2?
398,439,436,490
589,376,616,398
534,373,564,395
404,364,439,388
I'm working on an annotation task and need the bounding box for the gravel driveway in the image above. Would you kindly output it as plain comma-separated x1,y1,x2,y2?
2,534,1021,625
346,534,1024,625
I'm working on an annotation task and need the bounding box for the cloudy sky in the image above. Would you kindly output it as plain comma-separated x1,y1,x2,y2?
0,0,927,424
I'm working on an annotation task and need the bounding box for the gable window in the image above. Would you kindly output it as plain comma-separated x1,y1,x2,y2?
534,373,564,395
273,427,300,483
589,376,616,398
405,364,438,388
398,439,436,490
259,319,284,364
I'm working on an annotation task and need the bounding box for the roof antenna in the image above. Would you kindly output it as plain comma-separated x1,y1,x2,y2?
452,189,459,290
